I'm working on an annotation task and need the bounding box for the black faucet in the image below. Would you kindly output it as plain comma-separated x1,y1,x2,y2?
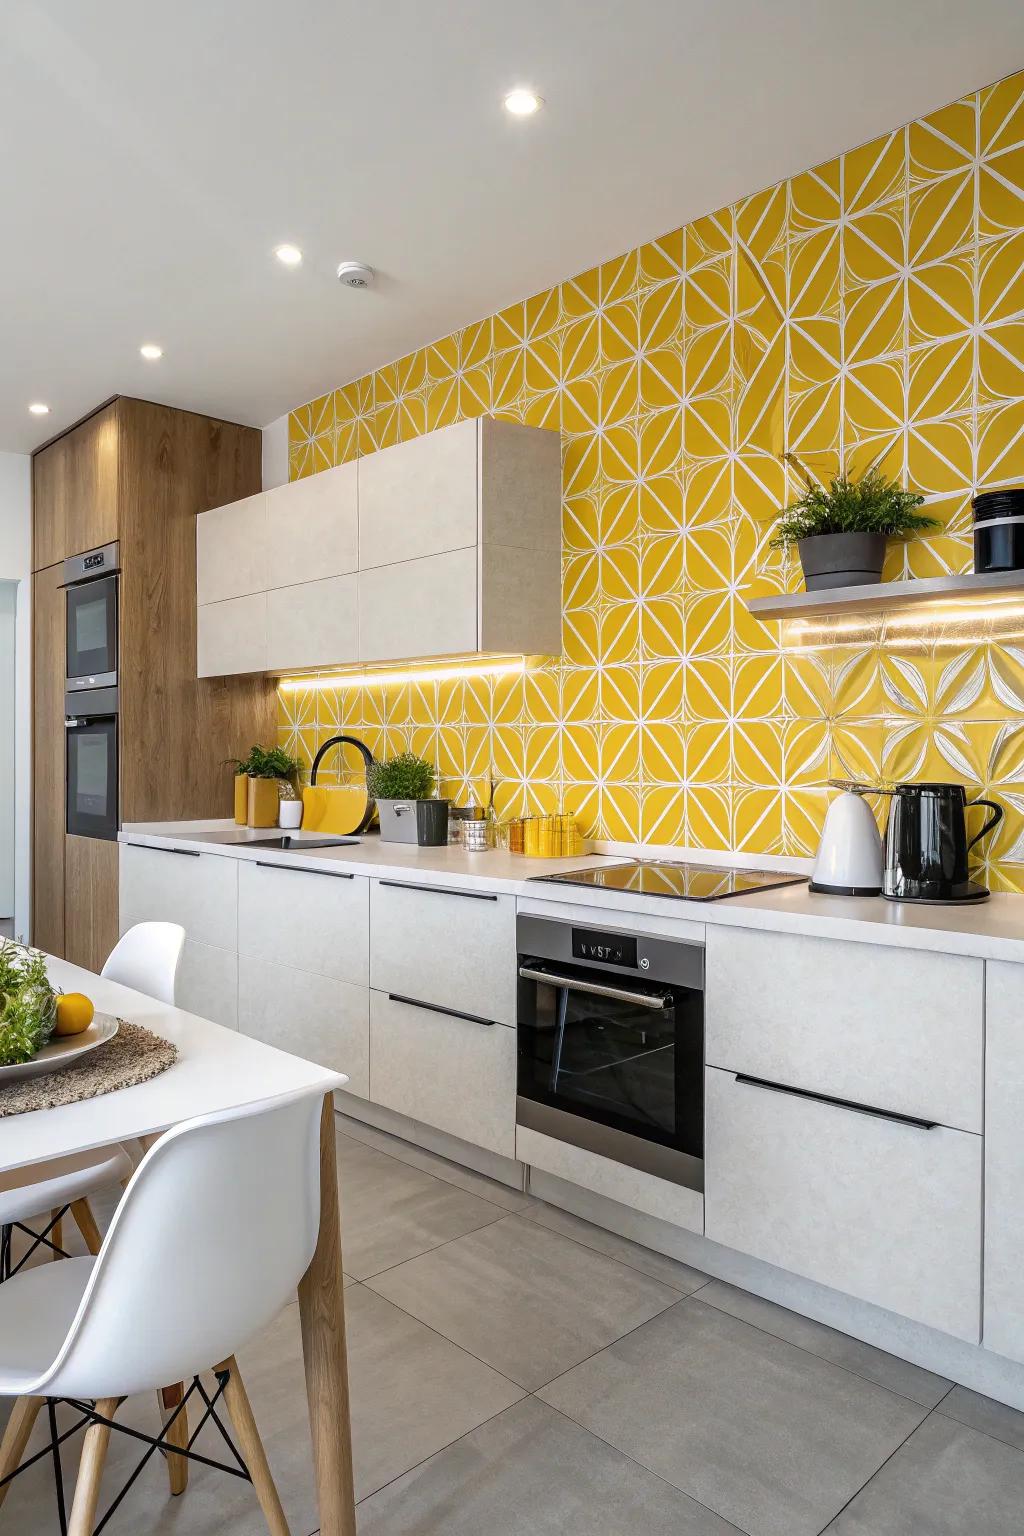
308,735,376,835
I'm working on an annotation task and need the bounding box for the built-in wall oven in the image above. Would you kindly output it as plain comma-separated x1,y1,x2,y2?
517,915,705,1192
63,543,119,840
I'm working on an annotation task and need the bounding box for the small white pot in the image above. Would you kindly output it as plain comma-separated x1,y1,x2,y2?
278,799,303,830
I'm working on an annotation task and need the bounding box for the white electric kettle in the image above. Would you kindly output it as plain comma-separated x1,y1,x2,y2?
810,779,884,897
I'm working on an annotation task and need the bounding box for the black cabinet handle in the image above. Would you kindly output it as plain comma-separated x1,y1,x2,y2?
734,1074,937,1130
143,845,200,857
378,880,498,902
255,861,353,879
387,992,495,1027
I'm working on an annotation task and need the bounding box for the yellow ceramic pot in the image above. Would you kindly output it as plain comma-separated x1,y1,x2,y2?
247,777,281,828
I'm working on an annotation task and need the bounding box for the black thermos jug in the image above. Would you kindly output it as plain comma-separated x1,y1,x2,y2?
882,782,1003,903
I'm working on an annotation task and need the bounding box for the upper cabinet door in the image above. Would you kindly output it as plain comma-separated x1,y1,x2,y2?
32,401,119,570
196,492,268,605
359,548,478,662
357,419,478,569
266,574,358,671
266,461,357,589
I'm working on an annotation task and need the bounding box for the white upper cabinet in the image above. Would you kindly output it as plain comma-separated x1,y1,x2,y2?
357,419,479,569
265,460,357,588
196,492,267,605
195,418,562,676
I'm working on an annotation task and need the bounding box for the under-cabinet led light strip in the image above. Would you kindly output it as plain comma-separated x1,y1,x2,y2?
278,656,529,692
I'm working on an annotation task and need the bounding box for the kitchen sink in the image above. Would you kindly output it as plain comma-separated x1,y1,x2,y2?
199,831,360,850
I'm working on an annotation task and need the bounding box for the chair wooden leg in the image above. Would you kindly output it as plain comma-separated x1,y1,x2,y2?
69,1198,103,1257
50,1208,63,1260
159,1383,189,1495
68,1398,118,1536
0,1396,43,1510
215,1357,290,1536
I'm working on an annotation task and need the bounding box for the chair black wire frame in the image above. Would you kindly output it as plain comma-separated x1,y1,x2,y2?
0,1370,252,1536
0,1208,74,1280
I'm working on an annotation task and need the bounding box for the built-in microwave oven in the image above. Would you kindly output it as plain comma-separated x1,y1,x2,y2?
64,541,119,692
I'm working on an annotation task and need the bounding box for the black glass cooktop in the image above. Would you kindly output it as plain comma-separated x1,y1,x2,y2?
533,860,807,902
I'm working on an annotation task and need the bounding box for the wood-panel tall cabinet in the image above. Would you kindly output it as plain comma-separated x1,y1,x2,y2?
32,397,277,972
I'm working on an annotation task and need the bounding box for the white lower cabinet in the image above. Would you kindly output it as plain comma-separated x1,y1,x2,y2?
983,961,1024,1363
704,1066,982,1341
238,954,369,1097
119,843,238,951
175,940,238,1029
369,879,516,1024
369,990,516,1157
238,860,369,985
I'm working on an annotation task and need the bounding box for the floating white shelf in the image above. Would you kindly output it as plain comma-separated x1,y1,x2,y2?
745,568,1024,621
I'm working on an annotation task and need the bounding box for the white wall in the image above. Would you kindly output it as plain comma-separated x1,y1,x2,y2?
262,413,289,490
0,452,31,938
0,583,15,916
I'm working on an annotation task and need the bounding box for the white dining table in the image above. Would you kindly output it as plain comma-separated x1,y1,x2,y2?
0,956,357,1536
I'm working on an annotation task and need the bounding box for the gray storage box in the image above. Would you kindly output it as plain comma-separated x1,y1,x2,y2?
376,798,449,846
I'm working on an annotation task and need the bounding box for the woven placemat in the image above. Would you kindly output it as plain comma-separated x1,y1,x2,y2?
0,1020,178,1117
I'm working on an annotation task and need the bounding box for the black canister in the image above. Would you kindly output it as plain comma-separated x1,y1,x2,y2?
973,487,1024,573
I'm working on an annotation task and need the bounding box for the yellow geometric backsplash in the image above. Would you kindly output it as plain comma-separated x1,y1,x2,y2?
282,69,1024,890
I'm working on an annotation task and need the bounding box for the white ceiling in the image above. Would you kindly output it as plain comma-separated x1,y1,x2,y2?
2,0,1023,454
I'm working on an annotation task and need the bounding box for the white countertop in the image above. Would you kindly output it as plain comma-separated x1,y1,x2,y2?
120,821,1024,964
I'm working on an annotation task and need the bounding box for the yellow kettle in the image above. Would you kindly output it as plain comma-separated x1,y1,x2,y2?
301,735,376,836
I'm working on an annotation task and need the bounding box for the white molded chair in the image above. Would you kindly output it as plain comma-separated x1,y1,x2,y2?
101,922,185,1005
0,1085,329,1535
0,923,185,1279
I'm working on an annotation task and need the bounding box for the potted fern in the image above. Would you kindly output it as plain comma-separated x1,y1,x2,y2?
231,744,304,828
367,752,448,846
770,461,939,591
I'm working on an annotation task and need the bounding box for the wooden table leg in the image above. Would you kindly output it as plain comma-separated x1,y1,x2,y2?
297,1096,356,1536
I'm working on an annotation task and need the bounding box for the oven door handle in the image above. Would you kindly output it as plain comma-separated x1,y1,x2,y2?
518,965,670,1011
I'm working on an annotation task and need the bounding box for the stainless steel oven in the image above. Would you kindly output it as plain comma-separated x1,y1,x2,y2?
64,542,119,692
517,914,704,1192
65,698,118,840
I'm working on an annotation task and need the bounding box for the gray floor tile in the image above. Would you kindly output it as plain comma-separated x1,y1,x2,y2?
365,1213,682,1390
524,1199,710,1292
939,1383,1024,1452
357,1396,744,1535
824,1411,1024,1534
699,1279,952,1408
538,1296,927,1536
335,1131,505,1280
335,1110,535,1213
344,1284,524,1500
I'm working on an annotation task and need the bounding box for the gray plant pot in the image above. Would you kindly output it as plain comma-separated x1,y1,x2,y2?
797,532,888,591
376,798,450,846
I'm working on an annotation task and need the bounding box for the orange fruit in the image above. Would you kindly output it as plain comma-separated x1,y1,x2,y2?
55,993,95,1036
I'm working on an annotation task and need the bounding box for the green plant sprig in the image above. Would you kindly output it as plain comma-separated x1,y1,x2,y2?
0,940,58,1066
230,744,304,780
367,752,436,801
769,464,939,551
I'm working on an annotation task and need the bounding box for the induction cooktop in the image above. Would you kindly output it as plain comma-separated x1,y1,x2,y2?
532,860,807,902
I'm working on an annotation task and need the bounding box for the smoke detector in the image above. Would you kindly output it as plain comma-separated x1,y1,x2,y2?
337,261,375,289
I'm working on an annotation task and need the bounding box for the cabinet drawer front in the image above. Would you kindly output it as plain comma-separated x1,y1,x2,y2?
357,420,478,569
983,961,1024,1363
176,940,237,1029
196,493,267,605
370,989,515,1156
705,1066,981,1341
239,955,368,1097
705,927,983,1131
119,844,237,951
358,549,477,663
266,462,357,588
197,593,267,678
266,574,358,671
370,879,515,1025
238,860,368,986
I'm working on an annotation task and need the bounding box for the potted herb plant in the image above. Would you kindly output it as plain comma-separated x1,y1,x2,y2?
770,461,939,591
367,752,449,846
231,744,304,828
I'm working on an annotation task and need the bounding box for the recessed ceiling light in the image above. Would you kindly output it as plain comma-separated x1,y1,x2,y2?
139,343,163,360
274,243,303,267
503,87,542,117
28,402,50,415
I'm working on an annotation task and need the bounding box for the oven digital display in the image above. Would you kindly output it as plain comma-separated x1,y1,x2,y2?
571,928,637,968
